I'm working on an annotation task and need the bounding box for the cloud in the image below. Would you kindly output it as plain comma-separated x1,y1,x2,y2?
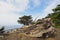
0,1,20,25
0,13,20,25
0,0,29,12
0,0,29,25
6,0,29,12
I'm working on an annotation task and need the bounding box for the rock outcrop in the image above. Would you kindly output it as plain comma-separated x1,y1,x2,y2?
8,18,56,38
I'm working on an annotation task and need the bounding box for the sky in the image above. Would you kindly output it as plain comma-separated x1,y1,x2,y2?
0,0,60,26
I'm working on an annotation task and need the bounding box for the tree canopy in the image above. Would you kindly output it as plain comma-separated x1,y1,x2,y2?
17,15,32,25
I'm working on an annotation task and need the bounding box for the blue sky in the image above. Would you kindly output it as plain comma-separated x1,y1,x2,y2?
0,0,60,26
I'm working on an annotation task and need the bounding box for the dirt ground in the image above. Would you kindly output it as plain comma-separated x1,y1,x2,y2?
54,28,60,40
0,28,60,40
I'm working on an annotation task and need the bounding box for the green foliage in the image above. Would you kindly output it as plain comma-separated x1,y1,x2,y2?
52,4,60,12
18,15,32,25
46,4,60,28
0,26,5,33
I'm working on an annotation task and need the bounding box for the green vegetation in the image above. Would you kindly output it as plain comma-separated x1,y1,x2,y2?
17,15,33,25
0,26,5,33
46,4,60,28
